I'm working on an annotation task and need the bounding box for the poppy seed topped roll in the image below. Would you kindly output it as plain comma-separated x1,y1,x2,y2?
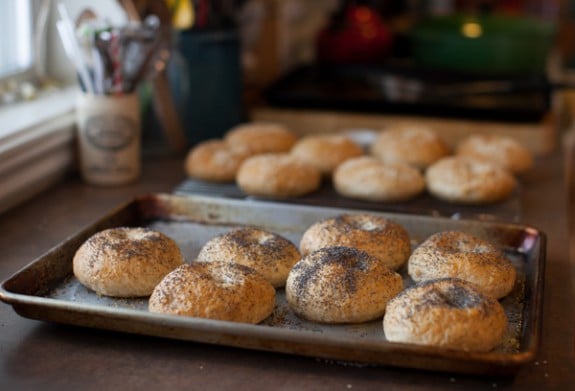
286,246,403,324
197,227,301,287
149,262,276,324
73,227,184,297
383,278,508,352
299,214,411,270
408,231,516,299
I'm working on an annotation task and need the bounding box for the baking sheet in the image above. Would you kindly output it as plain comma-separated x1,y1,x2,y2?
174,178,523,222
0,194,545,376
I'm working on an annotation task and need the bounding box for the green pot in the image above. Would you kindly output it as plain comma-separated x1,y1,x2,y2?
409,15,556,75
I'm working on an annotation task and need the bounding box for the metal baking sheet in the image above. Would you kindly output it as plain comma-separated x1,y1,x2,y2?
174,178,523,222
0,193,545,376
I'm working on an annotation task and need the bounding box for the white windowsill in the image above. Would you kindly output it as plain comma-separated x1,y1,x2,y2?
0,85,78,215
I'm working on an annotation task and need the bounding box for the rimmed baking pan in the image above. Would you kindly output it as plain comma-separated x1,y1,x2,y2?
0,193,545,376
174,178,523,222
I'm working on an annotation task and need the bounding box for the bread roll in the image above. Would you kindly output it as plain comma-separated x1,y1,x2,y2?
333,156,425,202
224,122,297,155
456,134,533,174
370,126,450,169
384,278,508,352
290,134,363,175
197,227,301,287
149,262,276,324
286,246,403,323
73,227,184,297
408,231,516,299
236,153,321,198
184,139,250,182
300,214,411,270
426,156,516,204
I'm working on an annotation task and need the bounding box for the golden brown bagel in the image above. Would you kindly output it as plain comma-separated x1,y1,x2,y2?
184,139,250,183
224,122,298,155
299,214,411,270
456,134,533,174
333,156,425,202
149,262,276,324
425,155,517,204
73,227,184,297
408,231,516,299
286,246,403,323
290,134,363,175
370,126,450,169
383,278,508,352
236,153,321,198
197,227,301,288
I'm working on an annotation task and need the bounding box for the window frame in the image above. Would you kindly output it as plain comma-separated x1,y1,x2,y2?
0,0,76,215
0,0,38,83
0,0,131,214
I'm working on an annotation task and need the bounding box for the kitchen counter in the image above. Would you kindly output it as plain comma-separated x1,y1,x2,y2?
0,152,573,390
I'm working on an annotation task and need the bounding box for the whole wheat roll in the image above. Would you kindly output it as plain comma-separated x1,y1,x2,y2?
456,133,533,174
299,214,411,270
286,246,404,324
184,139,250,182
425,155,517,204
333,156,425,202
224,122,298,155
73,227,184,297
149,262,276,324
408,231,516,299
290,134,363,175
370,126,450,169
197,227,301,288
236,153,321,198
383,278,508,352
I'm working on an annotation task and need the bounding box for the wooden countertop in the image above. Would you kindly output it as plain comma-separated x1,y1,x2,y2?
0,153,573,390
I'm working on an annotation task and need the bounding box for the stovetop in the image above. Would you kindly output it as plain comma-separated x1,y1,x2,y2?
264,64,551,123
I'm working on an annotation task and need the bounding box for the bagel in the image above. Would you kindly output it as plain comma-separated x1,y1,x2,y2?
408,231,516,299
456,134,533,174
184,139,250,182
197,227,301,287
383,278,508,352
286,246,403,323
333,156,425,202
73,227,184,297
370,126,450,169
224,122,297,155
149,262,276,324
236,153,321,198
290,134,363,175
425,155,517,204
299,214,411,270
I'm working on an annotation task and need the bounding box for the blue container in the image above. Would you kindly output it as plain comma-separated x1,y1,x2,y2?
170,29,243,145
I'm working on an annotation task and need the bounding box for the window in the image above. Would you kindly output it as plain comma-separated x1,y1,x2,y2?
0,0,77,215
0,0,33,80
0,0,131,214
0,0,52,107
